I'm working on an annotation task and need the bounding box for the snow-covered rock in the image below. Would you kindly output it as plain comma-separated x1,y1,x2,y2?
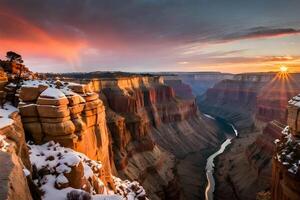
28,141,148,200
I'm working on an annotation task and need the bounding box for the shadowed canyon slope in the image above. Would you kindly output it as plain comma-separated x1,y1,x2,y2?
196,72,300,200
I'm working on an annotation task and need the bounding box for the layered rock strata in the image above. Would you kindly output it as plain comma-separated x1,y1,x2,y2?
18,81,114,186
64,75,221,199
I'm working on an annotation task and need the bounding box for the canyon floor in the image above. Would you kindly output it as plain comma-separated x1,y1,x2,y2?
214,129,262,200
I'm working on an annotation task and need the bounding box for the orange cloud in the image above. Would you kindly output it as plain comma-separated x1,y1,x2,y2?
0,10,87,62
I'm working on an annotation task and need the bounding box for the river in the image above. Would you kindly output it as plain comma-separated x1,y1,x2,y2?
203,114,238,200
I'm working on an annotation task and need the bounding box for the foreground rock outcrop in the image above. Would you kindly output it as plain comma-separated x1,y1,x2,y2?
0,104,32,200
271,94,300,200
17,81,115,186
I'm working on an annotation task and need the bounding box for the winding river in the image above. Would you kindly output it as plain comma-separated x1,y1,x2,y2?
203,114,238,200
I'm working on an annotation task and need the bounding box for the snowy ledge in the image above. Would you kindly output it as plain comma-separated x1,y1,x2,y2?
274,126,300,175
0,103,18,129
28,141,148,200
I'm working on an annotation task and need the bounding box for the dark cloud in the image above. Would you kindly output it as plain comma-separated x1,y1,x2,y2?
221,27,300,42
0,0,300,72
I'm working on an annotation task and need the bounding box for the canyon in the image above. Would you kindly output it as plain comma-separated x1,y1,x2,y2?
196,72,300,200
0,63,224,200
1,58,300,200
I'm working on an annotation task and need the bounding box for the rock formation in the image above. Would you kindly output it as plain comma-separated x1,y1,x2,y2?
0,76,149,200
271,123,300,200
1,65,224,200
17,81,115,186
0,104,32,200
62,75,222,199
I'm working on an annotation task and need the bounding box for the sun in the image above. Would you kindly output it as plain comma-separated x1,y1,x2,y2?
280,66,288,73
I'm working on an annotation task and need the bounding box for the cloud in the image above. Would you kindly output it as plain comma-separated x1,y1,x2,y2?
0,0,300,72
261,56,300,62
220,27,300,42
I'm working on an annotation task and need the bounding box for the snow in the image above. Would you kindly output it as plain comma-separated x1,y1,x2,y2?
56,174,69,185
275,126,300,175
28,141,147,200
40,88,66,99
0,103,18,129
28,141,101,179
0,135,10,152
21,79,88,102
289,94,300,108
23,168,31,177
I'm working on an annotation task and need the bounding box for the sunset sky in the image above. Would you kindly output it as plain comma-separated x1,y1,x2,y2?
0,0,300,73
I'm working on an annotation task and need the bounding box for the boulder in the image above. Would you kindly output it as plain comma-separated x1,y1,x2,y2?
64,161,85,189
67,94,85,106
68,84,92,94
19,86,40,102
37,97,69,106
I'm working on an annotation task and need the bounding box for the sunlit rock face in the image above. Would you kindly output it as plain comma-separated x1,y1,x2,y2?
0,108,32,200
17,81,115,186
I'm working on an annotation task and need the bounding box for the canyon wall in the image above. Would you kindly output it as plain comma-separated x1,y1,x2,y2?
199,72,300,200
174,72,234,96
199,73,274,131
67,75,222,199
163,78,194,100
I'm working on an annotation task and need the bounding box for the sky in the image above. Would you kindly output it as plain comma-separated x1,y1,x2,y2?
0,0,300,73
